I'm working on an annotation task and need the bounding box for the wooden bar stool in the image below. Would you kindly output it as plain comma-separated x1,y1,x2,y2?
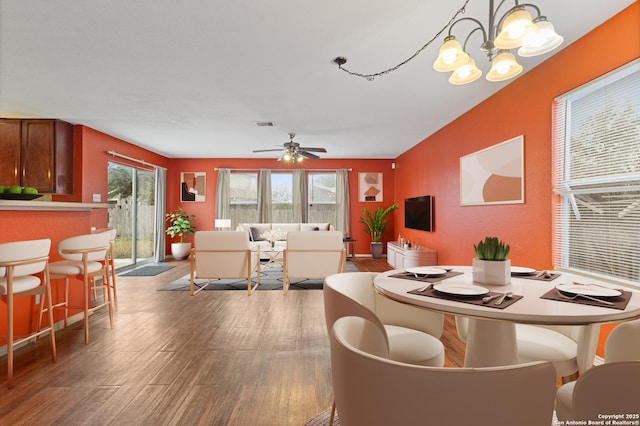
0,239,57,389
48,233,113,344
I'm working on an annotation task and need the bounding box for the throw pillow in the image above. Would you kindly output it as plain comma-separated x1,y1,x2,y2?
250,227,264,241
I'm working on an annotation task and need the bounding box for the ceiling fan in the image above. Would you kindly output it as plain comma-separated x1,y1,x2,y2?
253,133,327,162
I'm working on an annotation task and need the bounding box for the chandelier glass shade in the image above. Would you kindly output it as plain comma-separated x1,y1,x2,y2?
449,57,482,85
486,50,524,81
433,36,470,72
433,1,563,85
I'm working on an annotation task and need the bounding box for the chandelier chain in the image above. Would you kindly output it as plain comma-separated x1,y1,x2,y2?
336,0,471,81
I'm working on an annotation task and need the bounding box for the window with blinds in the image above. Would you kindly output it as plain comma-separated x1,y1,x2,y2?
552,60,640,286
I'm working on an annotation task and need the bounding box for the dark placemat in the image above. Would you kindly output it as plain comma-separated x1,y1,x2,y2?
540,288,632,310
389,271,463,283
512,272,561,281
408,286,523,309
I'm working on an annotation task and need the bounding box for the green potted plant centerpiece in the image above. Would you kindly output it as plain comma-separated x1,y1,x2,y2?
472,236,511,285
166,207,196,260
360,203,399,259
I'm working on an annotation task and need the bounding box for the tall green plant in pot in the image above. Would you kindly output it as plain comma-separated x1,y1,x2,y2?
360,203,399,259
166,207,196,260
472,236,511,285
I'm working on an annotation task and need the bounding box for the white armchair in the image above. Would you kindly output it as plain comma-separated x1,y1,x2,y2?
190,231,259,295
282,231,345,294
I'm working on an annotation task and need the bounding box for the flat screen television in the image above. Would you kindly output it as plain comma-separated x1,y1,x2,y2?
405,195,433,232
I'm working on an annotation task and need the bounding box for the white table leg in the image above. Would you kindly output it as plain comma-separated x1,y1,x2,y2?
464,318,519,367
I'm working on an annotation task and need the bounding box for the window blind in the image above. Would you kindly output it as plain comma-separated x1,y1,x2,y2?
552,60,640,286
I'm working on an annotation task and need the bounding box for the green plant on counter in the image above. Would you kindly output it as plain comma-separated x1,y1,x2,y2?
165,207,196,243
474,236,510,261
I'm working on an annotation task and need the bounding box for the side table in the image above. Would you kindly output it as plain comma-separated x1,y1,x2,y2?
343,238,356,259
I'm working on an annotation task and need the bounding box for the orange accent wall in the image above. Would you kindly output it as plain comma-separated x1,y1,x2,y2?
394,4,638,357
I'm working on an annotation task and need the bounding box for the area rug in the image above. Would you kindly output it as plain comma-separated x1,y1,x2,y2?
120,264,174,276
158,261,358,291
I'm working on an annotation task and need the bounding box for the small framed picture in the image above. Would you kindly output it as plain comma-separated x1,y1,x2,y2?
358,172,383,202
181,172,206,202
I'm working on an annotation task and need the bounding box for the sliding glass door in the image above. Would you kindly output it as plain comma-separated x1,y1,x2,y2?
108,162,156,269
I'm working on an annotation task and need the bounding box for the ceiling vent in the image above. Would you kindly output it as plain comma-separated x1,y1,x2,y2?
256,121,275,127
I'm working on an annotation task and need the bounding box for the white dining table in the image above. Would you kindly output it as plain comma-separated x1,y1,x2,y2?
373,266,640,368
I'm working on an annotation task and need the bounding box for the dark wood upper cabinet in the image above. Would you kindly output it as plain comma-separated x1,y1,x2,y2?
0,120,22,187
0,118,74,194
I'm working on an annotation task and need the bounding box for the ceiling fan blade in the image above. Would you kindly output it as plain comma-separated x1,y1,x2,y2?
299,147,327,153
252,148,285,153
299,151,320,160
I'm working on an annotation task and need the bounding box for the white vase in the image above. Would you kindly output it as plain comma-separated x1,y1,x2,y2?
472,258,511,286
171,242,191,260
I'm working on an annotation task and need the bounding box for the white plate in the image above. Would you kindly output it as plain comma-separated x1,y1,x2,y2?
433,283,489,296
511,266,537,275
556,283,621,297
406,267,448,277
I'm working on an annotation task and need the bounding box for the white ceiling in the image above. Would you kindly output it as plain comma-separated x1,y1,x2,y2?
1,0,634,159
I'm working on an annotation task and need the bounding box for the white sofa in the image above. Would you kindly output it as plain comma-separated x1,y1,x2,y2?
236,222,334,255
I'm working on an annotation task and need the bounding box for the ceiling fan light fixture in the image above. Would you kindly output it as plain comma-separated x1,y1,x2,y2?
253,132,325,161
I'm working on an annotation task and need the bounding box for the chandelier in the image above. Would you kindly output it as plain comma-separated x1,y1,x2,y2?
332,0,563,85
433,0,563,84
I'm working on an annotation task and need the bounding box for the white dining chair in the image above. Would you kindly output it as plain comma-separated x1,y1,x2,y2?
603,318,640,362
0,239,57,389
330,316,557,426
324,272,446,425
556,319,640,420
324,272,445,365
555,361,640,421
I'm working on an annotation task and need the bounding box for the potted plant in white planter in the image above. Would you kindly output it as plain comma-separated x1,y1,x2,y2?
472,236,511,285
166,207,196,260
360,203,399,259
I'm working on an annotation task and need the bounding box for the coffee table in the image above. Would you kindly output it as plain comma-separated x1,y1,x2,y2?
254,246,285,293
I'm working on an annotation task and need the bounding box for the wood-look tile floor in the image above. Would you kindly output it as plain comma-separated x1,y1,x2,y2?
0,258,465,425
